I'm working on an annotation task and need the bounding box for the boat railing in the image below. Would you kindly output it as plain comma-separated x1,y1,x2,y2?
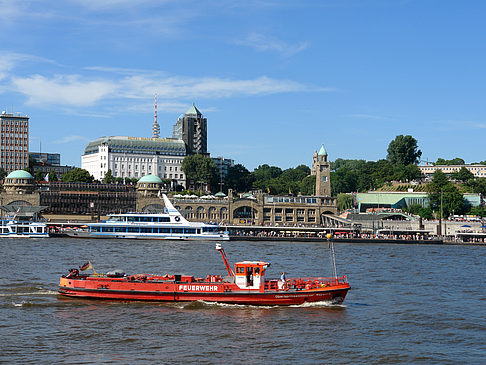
265,275,348,291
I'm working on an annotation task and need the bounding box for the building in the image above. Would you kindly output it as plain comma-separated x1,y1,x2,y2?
0,170,45,219
311,144,331,196
172,104,207,155
81,136,187,187
355,191,483,212
39,182,136,214
29,152,74,180
29,152,60,166
212,156,234,181
0,111,29,172
419,164,486,178
31,163,74,180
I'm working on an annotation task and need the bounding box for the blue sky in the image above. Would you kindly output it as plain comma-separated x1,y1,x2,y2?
1,0,485,170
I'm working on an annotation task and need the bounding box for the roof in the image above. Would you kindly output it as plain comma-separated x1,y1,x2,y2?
356,192,428,205
83,136,186,156
185,104,202,116
6,170,34,179
318,144,327,156
138,174,163,183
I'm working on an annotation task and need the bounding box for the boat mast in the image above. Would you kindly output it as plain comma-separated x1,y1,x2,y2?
216,243,234,277
327,233,338,279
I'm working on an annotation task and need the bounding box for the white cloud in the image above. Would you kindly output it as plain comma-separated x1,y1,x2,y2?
69,0,165,11
347,113,392,121
53,135,91,144
11,74,118,107
235,33,309,57
9,71,322,108
0,0,25,21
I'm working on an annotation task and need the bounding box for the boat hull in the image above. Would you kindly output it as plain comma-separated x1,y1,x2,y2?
59,277,349,305
65,230,229,241
0,233,49,238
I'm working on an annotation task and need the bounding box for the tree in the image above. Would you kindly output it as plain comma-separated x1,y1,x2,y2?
225,164,254,193
103,169,115,184
181,154,218,192
386,135,422,165
467,177,486,195
61,168,94,183
0,167,7,181
451,167,474,183
48,170,59,182
300,175,316,195
436,157,465,166
35,169,44,182
337,193,354,211
427,170,467,218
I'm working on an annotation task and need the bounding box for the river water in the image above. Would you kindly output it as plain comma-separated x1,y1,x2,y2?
0,238,485,364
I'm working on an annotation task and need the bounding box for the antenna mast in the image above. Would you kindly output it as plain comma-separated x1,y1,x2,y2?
152,93,160,139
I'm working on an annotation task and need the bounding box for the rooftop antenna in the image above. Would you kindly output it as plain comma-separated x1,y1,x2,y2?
152,93,160,139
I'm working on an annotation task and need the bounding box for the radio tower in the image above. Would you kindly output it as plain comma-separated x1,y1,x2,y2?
152,93,160,138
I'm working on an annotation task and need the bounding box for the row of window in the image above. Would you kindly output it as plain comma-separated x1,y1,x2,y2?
113,216,170,223
1,133,28,139
263,208,316,215
264,216,316,222
1,152,28,157
0,120,28,126
266,197,318,204
90,226,217,234
1,146,28,151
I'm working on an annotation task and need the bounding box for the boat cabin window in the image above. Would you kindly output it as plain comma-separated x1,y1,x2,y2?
254,267,260,275
236,267,245,274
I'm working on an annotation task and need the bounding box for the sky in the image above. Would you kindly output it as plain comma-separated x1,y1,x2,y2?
1,0,485,170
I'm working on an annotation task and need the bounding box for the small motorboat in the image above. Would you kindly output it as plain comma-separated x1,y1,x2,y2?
59,243,350,306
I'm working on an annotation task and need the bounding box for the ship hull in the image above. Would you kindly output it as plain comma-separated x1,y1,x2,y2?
66,230,229,241
59,277,349,305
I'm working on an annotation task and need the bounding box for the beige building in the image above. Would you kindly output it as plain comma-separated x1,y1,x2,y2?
419,164,486,178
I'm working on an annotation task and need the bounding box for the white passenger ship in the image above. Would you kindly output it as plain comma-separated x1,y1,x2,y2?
0,219,49,238
67,194,229,241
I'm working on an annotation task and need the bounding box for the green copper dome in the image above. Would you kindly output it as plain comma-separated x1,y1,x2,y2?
185,104,202,116
6,170,34,179
138,174,163,183
318,144,328,156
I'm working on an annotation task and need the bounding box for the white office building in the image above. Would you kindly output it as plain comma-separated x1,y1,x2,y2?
81,136,187,187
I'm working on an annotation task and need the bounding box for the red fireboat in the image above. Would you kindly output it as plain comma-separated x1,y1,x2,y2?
59,244,350,306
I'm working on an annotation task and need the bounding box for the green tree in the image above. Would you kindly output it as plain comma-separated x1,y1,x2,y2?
181,154,218,192
467,177,486,195
386,135,422,165
61,168,94,183
0,167,7,181
300,175,316,195
436,157,465,166
337,193,354,211
427,170,467,218
103,169,115,184
35,169,44,182
451,167,474,183
48,170,58,182
225,164,254,193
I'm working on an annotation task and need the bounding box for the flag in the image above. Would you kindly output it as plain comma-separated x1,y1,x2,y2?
79,261,92,271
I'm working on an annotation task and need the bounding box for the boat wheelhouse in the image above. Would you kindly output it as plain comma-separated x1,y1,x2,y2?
67,194,229,241
0,219,48,238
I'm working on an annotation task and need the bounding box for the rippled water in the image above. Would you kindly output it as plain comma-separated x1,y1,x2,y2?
1,238,485,363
